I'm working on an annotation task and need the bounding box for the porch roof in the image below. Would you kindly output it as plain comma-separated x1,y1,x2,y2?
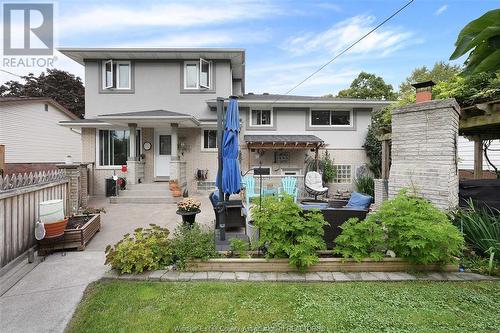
244,134,325,149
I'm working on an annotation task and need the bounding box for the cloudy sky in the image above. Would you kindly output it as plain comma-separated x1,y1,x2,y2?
1,0,498,95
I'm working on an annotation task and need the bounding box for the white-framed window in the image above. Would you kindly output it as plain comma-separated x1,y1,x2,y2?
333,164,352,183
201,129,217,151
250,109,272,126
96,129,141,167
102,60,131,89
310,110,352,127
251,166,272,175
184,59,212,89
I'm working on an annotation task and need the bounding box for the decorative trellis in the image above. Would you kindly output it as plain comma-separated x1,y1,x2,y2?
0,169,66,191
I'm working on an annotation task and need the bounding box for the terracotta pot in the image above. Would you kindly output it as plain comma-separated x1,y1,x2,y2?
44,219,68,238
172,190,182,197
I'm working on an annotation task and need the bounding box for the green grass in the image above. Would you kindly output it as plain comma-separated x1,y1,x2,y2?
68,281,500,333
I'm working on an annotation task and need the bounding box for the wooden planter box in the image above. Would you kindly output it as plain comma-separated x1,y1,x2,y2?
38,214,101,255
186,258,458,273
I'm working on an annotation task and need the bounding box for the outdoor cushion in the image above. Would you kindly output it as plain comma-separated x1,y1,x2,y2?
346,192,372,210
300,203,329,210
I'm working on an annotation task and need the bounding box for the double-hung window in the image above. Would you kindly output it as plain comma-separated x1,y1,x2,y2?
310,110,352,127
202,129,218,150
103,60,131,89
184,59,212,89
250,109,272,126
98,129,140,167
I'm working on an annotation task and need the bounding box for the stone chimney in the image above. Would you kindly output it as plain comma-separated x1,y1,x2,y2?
412,80,435,103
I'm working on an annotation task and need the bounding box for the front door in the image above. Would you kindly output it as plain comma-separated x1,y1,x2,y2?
155,130,171,178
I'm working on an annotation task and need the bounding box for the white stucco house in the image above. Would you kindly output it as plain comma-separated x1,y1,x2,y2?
0,97,82,175
57,48,391,199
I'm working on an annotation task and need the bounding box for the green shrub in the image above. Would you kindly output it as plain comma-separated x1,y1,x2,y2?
105,224,173,274
172,223,218,269
334,191,464,264
354,174,375,197
452,200,500,257
229,238,250,258
334,218,385,261
252,195,327,271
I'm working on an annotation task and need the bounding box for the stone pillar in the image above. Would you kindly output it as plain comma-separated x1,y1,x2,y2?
373,178,388,208
56,164,80,215
79,163,89,207
388,99,460,210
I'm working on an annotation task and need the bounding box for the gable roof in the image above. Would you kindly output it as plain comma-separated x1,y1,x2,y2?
0,97,79,120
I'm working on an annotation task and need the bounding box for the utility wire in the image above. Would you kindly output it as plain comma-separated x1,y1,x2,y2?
271,0,415,105
0,68,24,79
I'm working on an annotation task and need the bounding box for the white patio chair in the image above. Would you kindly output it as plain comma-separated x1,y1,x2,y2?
304,171,329,200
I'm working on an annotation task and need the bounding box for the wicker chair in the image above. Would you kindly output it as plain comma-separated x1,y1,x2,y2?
304,171,329,200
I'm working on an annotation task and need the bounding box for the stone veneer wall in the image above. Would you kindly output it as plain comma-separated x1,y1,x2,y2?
388,99,460,210
373,178,388,208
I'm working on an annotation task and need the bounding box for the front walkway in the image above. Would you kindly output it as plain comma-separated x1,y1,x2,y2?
0,194,215,333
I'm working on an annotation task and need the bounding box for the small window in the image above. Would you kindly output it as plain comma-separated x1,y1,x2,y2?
202,129,217,150
184,59,212,89
311,110,352,127
44,104,48,111
333,165,352,183
251,109,272,126
102,60,131,89
159,135,172,155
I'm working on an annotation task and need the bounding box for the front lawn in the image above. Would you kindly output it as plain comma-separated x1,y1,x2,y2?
68,281,499,333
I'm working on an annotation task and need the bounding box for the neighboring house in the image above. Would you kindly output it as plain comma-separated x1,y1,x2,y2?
0,97,82,175
458,136,500,178
58,48,390,196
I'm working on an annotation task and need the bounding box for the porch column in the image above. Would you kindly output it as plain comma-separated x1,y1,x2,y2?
170,123,181,183
474,139,483,179
128,123,137,161
171,123,178,160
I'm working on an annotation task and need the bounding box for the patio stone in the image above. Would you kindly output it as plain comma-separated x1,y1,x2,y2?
220,272,237,281
418,272,446,281
345,272,362,281
370,272,391,281
263,272,278,281
456,272,496,280
190,272,208,281
276,272,291,281
360,272,380,281
160,271,180,281
177,272,194,281
386,272,416,281
316,272,335,281
442,273,466,281
286,272,306,282
331,272,351,281
149,270,168,281
235,272,250,281
305,273,323,282
248,272,266,281
117,271,151,281
103,269,119,279
207,272,222,280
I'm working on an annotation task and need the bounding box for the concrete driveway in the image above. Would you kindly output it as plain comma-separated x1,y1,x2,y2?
0,195,215,333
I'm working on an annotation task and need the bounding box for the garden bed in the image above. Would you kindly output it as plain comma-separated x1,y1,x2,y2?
186,257,458,272
38,214,101,255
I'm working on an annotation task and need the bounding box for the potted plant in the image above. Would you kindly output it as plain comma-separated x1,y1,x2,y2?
176,198,201,225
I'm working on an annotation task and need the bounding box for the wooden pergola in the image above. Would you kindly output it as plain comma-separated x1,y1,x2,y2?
459,99,500,178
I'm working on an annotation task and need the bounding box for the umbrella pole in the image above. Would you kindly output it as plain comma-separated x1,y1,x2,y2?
216,97,226,241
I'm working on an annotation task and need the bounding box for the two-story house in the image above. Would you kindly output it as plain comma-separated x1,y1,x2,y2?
58,48,390,197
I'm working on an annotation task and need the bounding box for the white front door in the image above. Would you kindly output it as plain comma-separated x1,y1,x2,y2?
155,130,171,178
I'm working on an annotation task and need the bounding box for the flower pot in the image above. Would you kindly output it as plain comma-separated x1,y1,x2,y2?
176,209,201,225
43,219,68,238
172,190,182,197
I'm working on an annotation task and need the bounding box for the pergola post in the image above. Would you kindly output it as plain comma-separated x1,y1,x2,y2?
315,146,319,171
474,139,483,179
381,138,390,179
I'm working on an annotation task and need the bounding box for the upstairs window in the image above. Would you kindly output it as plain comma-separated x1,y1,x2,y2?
250,109,272,126
310,110,352,127
103,60,131,89
184,59,212,89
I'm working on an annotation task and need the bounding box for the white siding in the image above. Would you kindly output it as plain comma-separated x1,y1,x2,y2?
0,102,81,163
458,136,500,170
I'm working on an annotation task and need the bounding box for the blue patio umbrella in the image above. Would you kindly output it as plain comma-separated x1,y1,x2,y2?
220,98,241,195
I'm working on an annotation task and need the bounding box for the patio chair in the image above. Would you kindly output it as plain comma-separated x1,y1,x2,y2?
279,176,298,202
304,171,328,200
241,176,259,207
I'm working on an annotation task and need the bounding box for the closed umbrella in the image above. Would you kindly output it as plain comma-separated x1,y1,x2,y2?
220,98,241,194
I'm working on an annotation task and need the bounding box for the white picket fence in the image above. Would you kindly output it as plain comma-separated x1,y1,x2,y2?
0,170,68,268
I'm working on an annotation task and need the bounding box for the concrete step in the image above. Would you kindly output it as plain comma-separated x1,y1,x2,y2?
119,190,172,197
110,196,179,204
126,183,170,191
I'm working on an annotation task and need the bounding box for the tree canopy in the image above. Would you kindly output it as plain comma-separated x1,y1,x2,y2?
450,9,500,75
0,69,85,118
337,72,396,100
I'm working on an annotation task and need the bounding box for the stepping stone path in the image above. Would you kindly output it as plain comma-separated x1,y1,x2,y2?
103,270,498,282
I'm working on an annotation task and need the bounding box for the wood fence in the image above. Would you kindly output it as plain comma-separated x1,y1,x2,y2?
0,170,68,268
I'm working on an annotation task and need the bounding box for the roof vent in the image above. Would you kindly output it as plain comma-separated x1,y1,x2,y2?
263,92,269,95
247,92,254,95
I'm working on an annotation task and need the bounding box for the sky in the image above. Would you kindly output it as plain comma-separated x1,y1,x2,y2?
1,0,499,96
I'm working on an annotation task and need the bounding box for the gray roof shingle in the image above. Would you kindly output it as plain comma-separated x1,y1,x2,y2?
98,110,191,117
244,134,323,143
